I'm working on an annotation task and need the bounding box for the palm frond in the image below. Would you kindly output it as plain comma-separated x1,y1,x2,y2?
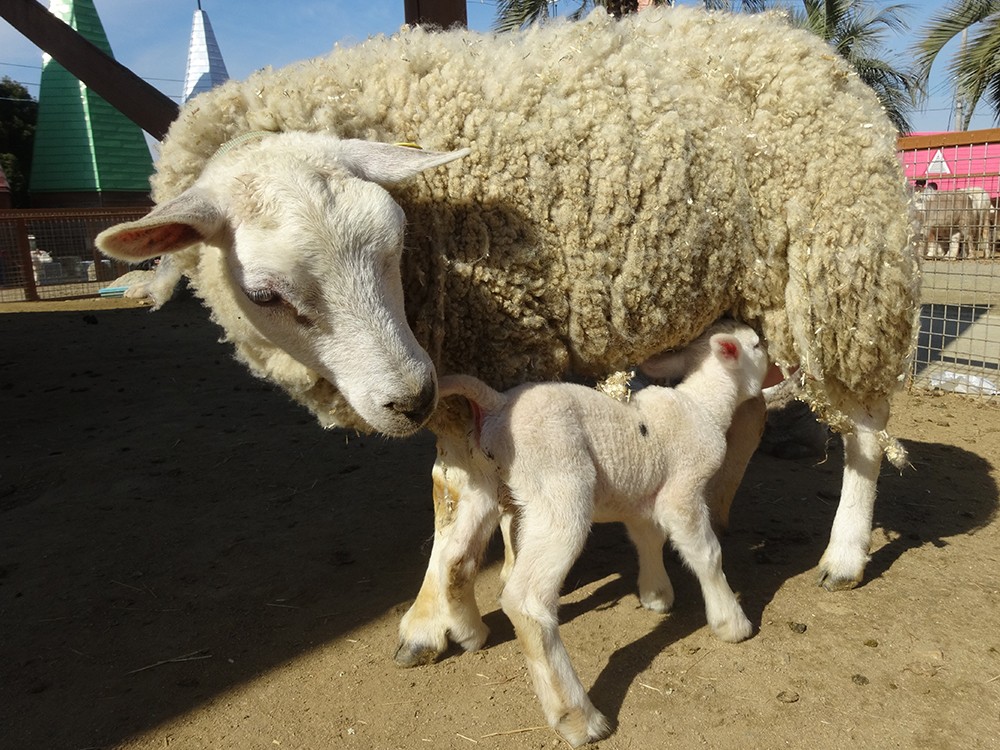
914,0,998,85
493,0,560,32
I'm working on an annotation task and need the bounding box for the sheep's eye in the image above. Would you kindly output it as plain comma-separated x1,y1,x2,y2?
246,287,279,305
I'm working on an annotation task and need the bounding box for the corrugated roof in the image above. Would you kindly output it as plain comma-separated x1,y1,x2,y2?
29,0,154,195
183,8,229,103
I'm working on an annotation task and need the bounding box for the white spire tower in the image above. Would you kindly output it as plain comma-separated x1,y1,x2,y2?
182,1,229,104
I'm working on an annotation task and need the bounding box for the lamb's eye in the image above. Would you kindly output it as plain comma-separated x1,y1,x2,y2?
246,287,279,305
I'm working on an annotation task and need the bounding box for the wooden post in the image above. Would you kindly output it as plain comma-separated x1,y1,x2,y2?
404,0,467,27
0,0,179,140
14,218,39,302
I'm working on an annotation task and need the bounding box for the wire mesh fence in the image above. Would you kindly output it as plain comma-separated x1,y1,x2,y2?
0,208,148,303
899,129,1000,397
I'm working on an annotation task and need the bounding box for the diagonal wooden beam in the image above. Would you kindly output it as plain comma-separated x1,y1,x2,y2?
0,0,179,140
404,0,467,28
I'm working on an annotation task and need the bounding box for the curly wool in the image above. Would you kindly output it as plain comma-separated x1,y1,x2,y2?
152,6,919,447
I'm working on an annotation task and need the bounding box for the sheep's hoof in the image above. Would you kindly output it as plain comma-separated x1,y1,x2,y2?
393,640,442,668
817,568,862,592
555,707,611,747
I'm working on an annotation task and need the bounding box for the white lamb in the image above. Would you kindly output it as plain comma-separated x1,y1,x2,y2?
96,6,920,677
436,321,766,746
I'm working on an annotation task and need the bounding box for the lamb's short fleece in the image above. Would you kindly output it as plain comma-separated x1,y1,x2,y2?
436,321,769,746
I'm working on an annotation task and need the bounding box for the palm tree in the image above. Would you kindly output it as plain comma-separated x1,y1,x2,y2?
916,1,1000,130
493,0,668,33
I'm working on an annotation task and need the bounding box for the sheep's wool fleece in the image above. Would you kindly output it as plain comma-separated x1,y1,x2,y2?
154,6,919,441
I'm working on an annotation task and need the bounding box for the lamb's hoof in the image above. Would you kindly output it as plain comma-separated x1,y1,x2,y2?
713,612,754,643
639,591,674,614
555,707,611,747
453,622,490,654
817,548,867,592
393,640,442,668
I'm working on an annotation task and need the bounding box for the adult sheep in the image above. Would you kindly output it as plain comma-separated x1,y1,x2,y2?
915,188,988,259
97,6,919,670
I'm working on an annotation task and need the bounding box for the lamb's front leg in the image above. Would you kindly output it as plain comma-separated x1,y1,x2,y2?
395,436,500,667
663,494,752,643
705,393,765,530
624,518,673,613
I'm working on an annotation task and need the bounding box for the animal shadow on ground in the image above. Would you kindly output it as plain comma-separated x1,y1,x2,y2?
1,298,444,749
1,296,996,747
512,434,999,732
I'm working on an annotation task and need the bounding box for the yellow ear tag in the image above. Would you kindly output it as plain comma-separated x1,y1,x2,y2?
393,142,423,149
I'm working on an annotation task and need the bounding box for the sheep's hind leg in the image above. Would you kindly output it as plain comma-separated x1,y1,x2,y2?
817,398,889,591
395,441,499,667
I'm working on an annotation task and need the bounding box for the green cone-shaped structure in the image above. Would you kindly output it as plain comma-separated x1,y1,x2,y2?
29,0,154,203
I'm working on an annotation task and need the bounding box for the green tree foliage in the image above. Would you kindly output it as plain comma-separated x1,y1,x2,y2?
0,76,38,207
916,0,1000,130
493,0,671,32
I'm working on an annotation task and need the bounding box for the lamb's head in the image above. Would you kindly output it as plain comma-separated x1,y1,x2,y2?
640,320,770,401
96,133,469,436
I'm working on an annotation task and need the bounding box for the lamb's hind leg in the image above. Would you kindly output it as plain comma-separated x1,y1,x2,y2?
817,398,890,591
395,435,499,667
501,494,609,747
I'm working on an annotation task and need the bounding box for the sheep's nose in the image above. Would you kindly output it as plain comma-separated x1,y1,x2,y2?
387,380,437,425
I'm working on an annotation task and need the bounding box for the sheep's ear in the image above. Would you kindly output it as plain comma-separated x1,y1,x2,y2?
336,140,470,185
710,333,743,366
96,190,225,262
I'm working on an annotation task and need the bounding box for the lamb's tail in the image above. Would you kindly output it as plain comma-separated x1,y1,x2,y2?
438,374,508,414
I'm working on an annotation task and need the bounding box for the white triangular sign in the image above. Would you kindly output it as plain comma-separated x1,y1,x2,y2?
925,149,951,176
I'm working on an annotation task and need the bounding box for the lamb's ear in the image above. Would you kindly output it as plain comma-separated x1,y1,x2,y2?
639,349,689,382
96,190,225,262
710,333,743,367
336,140,470,185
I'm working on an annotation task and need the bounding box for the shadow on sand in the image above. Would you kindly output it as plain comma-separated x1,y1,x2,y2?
1,296,995,747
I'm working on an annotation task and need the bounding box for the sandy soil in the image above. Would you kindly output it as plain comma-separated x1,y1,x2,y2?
2,294,999,750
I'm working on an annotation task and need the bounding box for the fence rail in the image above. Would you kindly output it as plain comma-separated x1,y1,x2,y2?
0,208,148,302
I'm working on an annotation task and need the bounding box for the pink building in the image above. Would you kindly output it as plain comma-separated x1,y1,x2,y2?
898,129,1000,198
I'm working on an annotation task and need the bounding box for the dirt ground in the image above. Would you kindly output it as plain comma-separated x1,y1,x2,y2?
2,294,999,750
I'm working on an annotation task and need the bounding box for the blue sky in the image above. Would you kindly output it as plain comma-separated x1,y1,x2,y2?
0,1,990,135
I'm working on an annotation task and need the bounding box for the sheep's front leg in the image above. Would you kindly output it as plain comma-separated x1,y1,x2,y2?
124,254,183,309
705,393,766,530
947,231,962,259
624,519,673,613
817,399,889,591
395,437,499,667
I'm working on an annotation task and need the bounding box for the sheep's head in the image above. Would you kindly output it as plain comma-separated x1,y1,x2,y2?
97,133,469,437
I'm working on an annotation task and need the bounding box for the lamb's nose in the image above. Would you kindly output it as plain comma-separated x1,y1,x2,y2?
387,380,437,425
